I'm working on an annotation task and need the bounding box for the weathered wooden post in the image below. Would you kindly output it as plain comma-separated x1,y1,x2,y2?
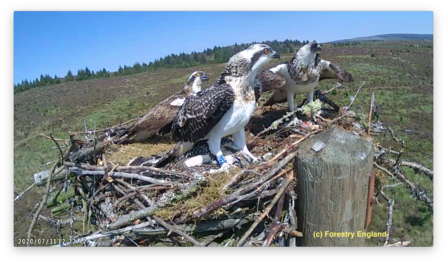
295,127,374,246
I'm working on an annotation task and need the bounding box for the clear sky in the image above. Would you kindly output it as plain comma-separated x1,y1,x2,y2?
13,11,433,84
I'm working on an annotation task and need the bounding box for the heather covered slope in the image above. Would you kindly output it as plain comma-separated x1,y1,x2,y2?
14,40,433,246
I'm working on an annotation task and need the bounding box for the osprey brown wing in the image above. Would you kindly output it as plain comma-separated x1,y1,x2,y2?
127,92,187,140
319,63,354,82
256,69,286,92
171,84,235,143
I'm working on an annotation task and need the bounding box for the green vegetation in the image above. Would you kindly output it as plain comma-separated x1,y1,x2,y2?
14,40,433,246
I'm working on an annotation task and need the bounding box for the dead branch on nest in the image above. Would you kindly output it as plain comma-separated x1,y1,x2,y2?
40,134,69,142
377,145,400,156
384,241,411,247
379,189,394,246
395,169,433,210
222,170,263,190
56,222,152,247
14,183,36,202
38,215,83,227
68,168,188,186
322,82,343,95
324,114,347,127
287,190,298,247
263,223,286,247
382,182,404,189
27,162,58,246
237,171,294,247
346,81,366,110
71,118,139,136
262,190,286,247
398,161,433,180
378,159,433,210
152,215,204,246
134,216,252,237
259,129,323,168
66,140,111,163
227,168,292,207
374,162,395,179
367,93,375,136
63,161,192,179
387,127,406,166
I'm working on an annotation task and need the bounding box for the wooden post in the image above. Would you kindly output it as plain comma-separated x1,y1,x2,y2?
294,127,374,246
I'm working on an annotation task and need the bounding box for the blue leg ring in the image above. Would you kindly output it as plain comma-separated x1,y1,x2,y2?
216,154,227,166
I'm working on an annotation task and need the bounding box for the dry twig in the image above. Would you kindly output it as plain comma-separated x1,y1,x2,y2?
237,171,294,247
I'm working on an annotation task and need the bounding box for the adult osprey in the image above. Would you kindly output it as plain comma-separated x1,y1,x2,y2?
258,41,353,111
170,44,280,171
117,71,209,143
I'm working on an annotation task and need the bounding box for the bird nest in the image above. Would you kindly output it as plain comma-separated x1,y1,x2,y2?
25,84,431,247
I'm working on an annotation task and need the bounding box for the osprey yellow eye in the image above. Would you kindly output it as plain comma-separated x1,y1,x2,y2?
196,73,200,76
264,48,269,54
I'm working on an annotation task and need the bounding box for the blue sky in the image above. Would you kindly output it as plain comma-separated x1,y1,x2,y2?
13,11,433,84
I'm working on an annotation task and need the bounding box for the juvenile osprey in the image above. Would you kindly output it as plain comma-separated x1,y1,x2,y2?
170,44,280,171
258,41,353,111
117,71,209,143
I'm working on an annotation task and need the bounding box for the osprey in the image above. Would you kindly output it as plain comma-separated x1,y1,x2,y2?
170,44,280,171
117,71,209,143
258,41,353,111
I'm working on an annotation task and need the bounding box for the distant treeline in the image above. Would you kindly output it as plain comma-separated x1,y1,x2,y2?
332,42,364,46
14,39,361,94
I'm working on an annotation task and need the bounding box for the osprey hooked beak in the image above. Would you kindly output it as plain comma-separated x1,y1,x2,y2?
201,73,209,81
310,41,319,53
272,50,280,59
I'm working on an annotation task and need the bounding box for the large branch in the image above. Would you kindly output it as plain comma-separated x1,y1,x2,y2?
135,217,252,237
287,190,298,247
27,162,58,246
152,215,203,246
54,222,152,247
345,81,365,110
379,190,394,246
377,160,433,210
263,223,286,247
68,168,186,186
66,140,110,163
64,161,191,179
14,183,36,202
252,129,323,173
237,171,294,247
399,161,433,180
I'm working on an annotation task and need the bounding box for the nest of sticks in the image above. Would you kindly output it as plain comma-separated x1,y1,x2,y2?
20,82,432,247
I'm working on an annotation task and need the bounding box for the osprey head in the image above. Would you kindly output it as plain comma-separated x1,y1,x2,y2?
225,44,280,77
186,71,209,93
187,71,209,85
296,40,320,65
